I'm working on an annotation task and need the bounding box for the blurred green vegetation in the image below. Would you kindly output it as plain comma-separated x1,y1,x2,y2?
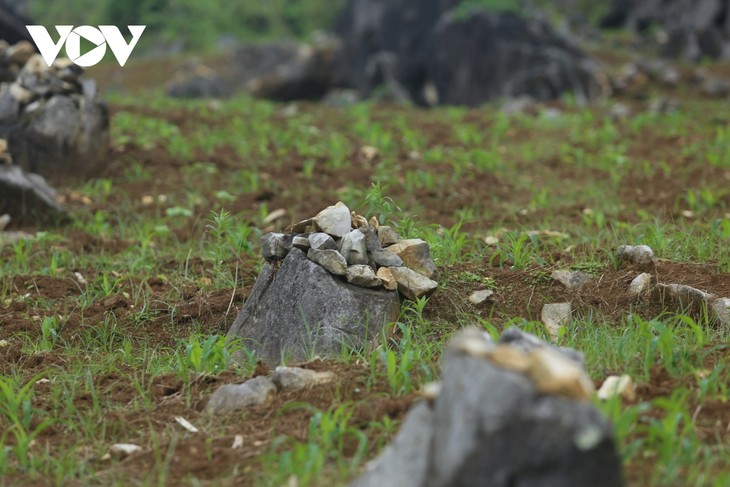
27,0,345,52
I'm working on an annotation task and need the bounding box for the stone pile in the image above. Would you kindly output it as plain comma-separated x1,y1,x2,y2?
350,328,624,487
227,202,438,365
0,41,109,180
262,201,438,300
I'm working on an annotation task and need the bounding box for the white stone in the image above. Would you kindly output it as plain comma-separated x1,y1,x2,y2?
468,289,494,305
628,273,652,296
389,266,438,300
314,201,351,237
340,230,368,265
109,443,142,457
617,245,656,271
272,366,336,390
541,303,572,340
597,375,636,402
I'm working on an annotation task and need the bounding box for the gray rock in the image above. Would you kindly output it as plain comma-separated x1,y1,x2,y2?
350,402,434,487
261,232,288,261
386,239,437,279
358,226,383,253
346,264,383,288
541,303,572,340
371,249,403,268
314,201,351,237
377,225,400,246
551,270,592,291
228,248,400,364
271,366,336,390
292,234,311,251
0,165,66,225
655,283,716,311
710,298,730,326
608,103,630,121
702,78,730,98
389,266,438,300
340,229,369,265
351,329,622,487
206,376,276,414
468,289,494,305
307,248,348,276
617,245,656,272
309,232,337,251
628,273,652,296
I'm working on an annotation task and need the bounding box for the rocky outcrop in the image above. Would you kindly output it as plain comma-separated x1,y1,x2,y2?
335,0,603,106
601,0,730,60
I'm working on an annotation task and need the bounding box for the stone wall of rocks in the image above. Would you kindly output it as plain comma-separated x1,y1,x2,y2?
0,41,109,180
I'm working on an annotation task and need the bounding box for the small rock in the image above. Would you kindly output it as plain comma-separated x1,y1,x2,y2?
551,270,592,291
617,244,656,272
389,266,438,300
263,208,287,224
358,226,383,253
468,289,494,305
272,366,336,390
7,41,34,65
385,239,437,278
377,267,398,291
9,82,33,103
525,347,594,400
371,249,403,268
286,218,314,234
346,265,382,288
109,443,142,458
368,216,379,229
628,273,652,296
484,235,499,246
0,213,10,231
261,233,288,261
309,232,337,251
292,235,310,251
608,102,630,120
351,212,368,229
358,145,379,163
377,225,400,246
710,297,730,326
206,376,277,414
655,283,716,310
314,201,351,237
541,302,572,339
702,78,730,98
307,248,348,275
597,375,636,402
340,229,369,265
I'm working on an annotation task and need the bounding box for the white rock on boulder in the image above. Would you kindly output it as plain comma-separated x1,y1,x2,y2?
386,239,437,278
389,266,438,300
314,201,351,237
307,248,348,276
340,229,369,265
346,264,382,288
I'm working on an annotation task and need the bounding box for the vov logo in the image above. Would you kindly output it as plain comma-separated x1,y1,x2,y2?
26,25,146,67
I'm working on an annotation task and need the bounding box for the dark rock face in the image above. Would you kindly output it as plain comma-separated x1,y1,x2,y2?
601,0,730,60
431,11,602,105
167,41,341,102
227,248,400,365
334,0,459,105
0,164,66,225
335,0,602,106
351,329,624,487
0,2,34,46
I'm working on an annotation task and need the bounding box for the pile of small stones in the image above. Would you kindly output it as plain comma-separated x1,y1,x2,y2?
0,40,108,179
260,201,438,300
